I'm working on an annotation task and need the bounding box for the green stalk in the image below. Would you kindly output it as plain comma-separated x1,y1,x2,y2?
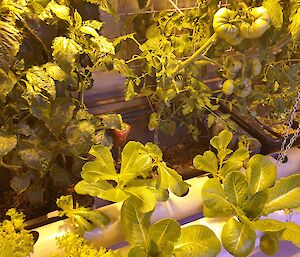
172,33,218,78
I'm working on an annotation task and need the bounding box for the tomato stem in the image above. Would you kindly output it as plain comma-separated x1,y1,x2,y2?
172,33,218,78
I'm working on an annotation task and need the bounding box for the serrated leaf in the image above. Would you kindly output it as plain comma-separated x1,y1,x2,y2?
207,114,216,128
114,59,136,78
148,219,180,248
263,0,283,29
48,1,70,22
246,154,277,194
243,191,268,220
0,20,21,72
174,225,221,257
43,63,66,81
210,130,232,152
0,134,17,157
10,174,31,194
157,162,190,197
193,151,218,175
81,145,117,182
289,8,300,41
121,200,152,246
224,172,249,206
74,180,113,197
263,174,300,215
52,37,82,73
202,178,233,213
66,120,95,155
26,66,56,98
19,147,52,171
221,218,256,257
0,69,17,102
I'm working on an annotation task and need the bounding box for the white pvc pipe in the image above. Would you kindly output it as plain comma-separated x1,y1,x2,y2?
31,176,208,257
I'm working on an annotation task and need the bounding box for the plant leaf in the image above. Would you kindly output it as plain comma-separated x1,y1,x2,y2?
10,174,31,194
289,8,300,41
262,0,283,29
85,0,117,16
66,120,95,155
126,186,157,213
263,174,300,215
74,180,113,197
0,20,21,72
100,187,129,202
210,130,232,151
251,219,286,233
174,225,221,257
148,218,180,248
221,218,256,257
242,191,268,220
0,69,17,102
224,172,249,206
157,162,190,196
193,151,218,175
52,37,82,73
128,247,147,257
81,145,117,183
0,134,17,157
120,141,152,180
202,178,233,214
121,200,152,246
246,154,277,194
260,233,280,256
280,222,300,246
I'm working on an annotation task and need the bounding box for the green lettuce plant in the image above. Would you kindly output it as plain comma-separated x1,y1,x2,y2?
0,209,34,257
121,198,221,257
74,141,190,213
194,130,300,257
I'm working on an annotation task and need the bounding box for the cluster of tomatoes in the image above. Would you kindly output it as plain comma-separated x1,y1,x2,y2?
213,6,271,45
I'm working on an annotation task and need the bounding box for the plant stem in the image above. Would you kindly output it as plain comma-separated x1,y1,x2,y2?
172,33,218,78
167,0,183,14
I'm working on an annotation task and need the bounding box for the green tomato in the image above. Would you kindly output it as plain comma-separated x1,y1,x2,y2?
239,6,270,39
213,8,239,40
226,60,243,79
222,79,235,95
250,57,262,76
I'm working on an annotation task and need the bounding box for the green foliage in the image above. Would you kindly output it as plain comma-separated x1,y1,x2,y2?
54,233,121,257
121,199,221,257
193,129,300,257
57,195,110,236
0,0,125,209
0,209,34,257
75,141,189,212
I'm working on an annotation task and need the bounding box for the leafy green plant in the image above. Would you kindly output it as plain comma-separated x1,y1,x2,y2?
56,195,110,236
74,141,190,213
121,198,221,257
0,209,34,257
194,129,300,257
0,0,127,212
53,232,121,257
